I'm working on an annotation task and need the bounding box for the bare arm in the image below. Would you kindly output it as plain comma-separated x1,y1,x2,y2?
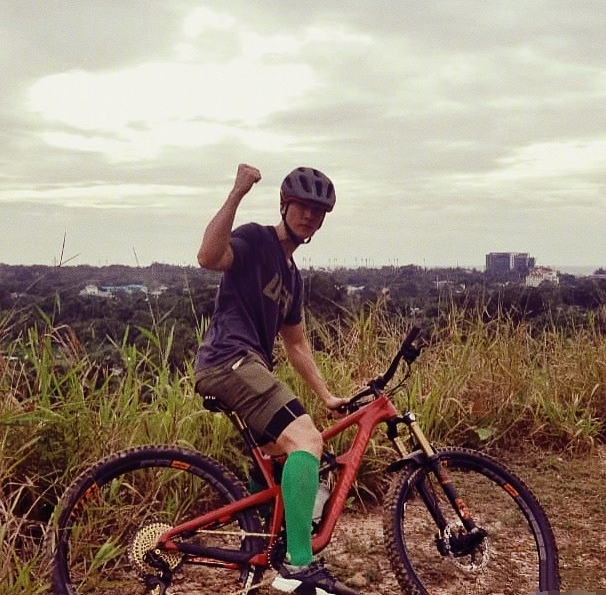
197,164,262,271
280,322,348,411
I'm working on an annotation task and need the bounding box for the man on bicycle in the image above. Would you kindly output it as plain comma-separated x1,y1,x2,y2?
195,164,358,595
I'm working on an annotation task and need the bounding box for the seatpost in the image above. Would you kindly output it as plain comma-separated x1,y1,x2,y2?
226,410,246,432
225,410,264,455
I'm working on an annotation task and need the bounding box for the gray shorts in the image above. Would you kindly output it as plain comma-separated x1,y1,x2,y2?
195,352,306,444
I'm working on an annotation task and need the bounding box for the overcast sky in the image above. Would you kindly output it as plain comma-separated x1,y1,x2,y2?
1,1,605,270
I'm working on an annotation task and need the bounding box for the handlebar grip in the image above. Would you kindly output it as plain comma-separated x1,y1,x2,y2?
401,325,422,350
377,326,422,388
341,386,374,413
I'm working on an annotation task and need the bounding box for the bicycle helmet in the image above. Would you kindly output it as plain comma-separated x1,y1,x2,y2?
280,167,336,212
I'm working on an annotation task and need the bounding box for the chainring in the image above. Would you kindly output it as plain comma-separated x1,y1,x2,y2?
268,535,286,570
127,520,184,577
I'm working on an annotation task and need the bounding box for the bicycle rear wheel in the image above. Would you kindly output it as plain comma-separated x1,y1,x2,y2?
383,447,559,595
51,445,265,595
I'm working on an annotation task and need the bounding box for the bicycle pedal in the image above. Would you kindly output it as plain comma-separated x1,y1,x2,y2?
145,577,170,595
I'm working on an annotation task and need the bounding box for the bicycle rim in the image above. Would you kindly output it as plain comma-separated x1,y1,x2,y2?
51,446,265,595
384,447,559,595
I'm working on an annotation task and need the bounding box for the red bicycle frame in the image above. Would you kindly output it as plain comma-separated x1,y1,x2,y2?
157,394,399,567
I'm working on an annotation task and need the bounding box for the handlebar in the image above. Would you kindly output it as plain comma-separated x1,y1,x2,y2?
375,325,422,389
334,326,423,415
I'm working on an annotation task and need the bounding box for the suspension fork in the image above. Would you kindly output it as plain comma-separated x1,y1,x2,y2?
388,412,483,537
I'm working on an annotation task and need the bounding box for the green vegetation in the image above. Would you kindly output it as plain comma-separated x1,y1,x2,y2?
1,264,606,591
3,262,606,367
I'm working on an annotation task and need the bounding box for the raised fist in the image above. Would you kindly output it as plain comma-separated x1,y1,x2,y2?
233,164,262,196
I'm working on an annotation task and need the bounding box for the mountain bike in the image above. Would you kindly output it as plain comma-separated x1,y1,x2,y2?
50,326,560,594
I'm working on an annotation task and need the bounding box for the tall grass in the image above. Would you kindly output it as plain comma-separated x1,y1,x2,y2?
418,305,606,450
0,316,236,592
1,299,605,591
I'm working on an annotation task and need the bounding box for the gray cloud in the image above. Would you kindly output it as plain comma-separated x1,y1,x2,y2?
0,1,182,73
1,1,605,268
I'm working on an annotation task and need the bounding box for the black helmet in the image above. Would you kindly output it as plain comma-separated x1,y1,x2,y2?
280,167,336,212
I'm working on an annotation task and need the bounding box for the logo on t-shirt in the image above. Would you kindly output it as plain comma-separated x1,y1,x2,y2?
263,273,293,319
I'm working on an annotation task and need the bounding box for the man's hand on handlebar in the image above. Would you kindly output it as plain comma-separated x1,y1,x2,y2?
325,395,351,420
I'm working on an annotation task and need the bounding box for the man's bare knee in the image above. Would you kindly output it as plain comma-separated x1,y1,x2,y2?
276,415,323,458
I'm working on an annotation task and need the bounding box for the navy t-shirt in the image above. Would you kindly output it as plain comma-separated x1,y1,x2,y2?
195,223,303,371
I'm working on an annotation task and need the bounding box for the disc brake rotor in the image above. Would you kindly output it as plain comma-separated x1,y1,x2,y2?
444,524,490,572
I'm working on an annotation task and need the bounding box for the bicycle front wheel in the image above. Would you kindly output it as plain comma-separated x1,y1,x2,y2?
51,445,265,595
383,447,559,595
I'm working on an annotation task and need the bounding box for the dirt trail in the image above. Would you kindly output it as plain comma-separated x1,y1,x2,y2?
105,449,606,595
259,448,606,594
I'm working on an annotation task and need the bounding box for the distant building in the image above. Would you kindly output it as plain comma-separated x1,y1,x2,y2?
150,285,168,297
345,285,365,295
485,252,535,275
525,267,559,287
485,252,513,274
102,284,148,295
79,284,112,297
512,253,536,273
79,284,149,297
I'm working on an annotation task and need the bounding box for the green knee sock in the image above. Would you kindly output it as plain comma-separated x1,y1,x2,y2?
281,450,320,567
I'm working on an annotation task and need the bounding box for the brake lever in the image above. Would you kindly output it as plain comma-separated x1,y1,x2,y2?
333,403,349,415
334,386,375,415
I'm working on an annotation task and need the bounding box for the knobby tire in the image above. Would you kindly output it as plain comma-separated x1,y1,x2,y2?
51,445,265,595
383,447,560,595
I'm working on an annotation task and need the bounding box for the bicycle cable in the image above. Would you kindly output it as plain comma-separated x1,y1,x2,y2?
385,361,412,400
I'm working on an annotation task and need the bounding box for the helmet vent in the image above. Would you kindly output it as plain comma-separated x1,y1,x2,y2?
299,175,311,193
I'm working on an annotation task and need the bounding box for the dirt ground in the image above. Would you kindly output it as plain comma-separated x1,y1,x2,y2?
76,446,605,595
253,446,606,594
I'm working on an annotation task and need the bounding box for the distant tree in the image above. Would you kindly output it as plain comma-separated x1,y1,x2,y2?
304,271,346,319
